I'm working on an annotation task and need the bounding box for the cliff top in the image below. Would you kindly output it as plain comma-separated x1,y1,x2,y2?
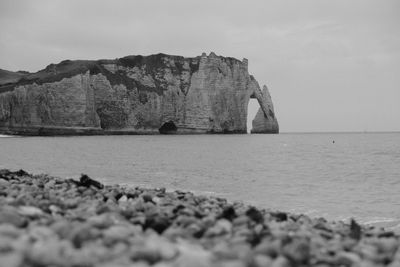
0,53,245,94
0,69,29,86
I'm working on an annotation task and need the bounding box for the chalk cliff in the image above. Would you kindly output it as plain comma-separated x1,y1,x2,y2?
0,53,278,135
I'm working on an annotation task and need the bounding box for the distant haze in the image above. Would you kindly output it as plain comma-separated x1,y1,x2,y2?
0,0,399,132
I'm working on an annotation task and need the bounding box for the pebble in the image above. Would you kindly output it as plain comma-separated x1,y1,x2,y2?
118,195,128,203
254,254,273,267
0,169,400,267
271,256,291,267
205,219,232,237
172,242,213,267
69,223,101,248
0,207,27,228
0,224,20,238
232,215,248,227
282,237,310,264
103,224,139,244
18,206,44,217
0,179,10,186
26,239,71,266
29,226,55,241
255,238,282,258
217,260,247,267
87,212,125,229
336,251,361,266
0,252,24,267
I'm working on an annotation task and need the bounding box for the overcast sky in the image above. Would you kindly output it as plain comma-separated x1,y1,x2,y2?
0,0,399,132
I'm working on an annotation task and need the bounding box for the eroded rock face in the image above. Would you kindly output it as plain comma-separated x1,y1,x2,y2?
0,53,279,135
251,85,279,134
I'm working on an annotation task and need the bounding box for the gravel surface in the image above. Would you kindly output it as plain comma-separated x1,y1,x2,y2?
0,169,399,267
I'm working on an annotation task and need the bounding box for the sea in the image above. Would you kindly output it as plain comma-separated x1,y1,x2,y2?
1,132,399,230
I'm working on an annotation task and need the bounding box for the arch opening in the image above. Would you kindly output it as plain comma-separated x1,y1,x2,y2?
159,121,177,134
247,99,259,133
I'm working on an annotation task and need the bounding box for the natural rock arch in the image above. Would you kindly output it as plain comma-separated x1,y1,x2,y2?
246,81,279,134
246,99,258,133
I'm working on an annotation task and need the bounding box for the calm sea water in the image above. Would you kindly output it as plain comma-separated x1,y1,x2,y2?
1,133,399,229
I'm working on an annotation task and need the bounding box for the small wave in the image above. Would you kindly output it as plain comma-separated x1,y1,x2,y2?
0,134,13,138
388,222,400,231
362,217,400,232
302,209,319,215
127,183,220,198
190,190,218,196
292,209,320,216
363,217,399,225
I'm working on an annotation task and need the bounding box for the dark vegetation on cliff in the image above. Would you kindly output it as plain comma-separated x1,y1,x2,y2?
0,69,30,91
0,54,201,95
118,53,200,75
0,53,245,95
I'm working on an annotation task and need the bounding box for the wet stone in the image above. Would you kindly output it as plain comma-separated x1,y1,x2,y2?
272,212,288,222
142,193,155,203
144,215,171,234
220,206,237,221
246,207,264,224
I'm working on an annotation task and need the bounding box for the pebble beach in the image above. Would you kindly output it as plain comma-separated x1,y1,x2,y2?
0,169,399,267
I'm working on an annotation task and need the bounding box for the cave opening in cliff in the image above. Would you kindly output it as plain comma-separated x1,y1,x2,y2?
159,121,178,134
247,99,259,133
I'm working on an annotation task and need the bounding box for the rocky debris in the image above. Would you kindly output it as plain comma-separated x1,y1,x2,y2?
0,169,399,267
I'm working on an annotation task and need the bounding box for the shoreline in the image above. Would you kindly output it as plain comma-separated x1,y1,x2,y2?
0,170,399,266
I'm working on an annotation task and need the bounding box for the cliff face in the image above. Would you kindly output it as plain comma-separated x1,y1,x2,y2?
0,53,278,135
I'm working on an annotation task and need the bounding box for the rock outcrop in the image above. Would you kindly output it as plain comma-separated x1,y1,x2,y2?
0,53,278,135
251,85,279,133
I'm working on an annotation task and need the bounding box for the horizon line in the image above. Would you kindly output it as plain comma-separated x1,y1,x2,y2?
279,130,400,134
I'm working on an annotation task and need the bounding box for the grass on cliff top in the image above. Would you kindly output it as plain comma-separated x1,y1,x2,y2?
0,53,248,94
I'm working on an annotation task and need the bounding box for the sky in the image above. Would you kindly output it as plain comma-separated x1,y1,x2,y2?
0,0,399,132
